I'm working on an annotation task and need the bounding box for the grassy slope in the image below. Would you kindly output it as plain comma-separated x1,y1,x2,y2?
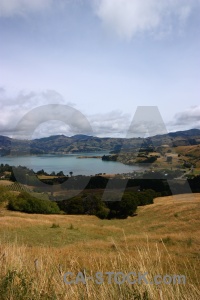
0,194,199,249
176,145,200,168
0,194,200,299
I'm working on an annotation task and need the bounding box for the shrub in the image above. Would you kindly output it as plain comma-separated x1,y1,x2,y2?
137,189,156,206
60,197,84,214
95,207,110,219
0,187,13,204
8,192,60,214
83,194,106,215
58,194,108,216
106,194,138,219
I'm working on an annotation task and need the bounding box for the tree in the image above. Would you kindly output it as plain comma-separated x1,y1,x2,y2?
8,192,60,214
0,186,13,204
57,171,64,176
36,169,49,176
69,171,73,177
167,156,172,163
62,197,84,214
105,193,138,219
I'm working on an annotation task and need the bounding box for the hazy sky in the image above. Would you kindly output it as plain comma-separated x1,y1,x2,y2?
0,0,200,138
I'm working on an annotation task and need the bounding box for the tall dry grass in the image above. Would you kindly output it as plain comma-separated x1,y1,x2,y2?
0,193,200,299
0,238,199,300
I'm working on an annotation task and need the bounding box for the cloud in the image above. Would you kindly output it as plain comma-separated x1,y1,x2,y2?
0,87,5,93
88,111,131,137
32,121,71,139
1,89,199,139
0,89,70,137
0,89,132,138
168,106,200,132
16,110,131,139
0,0,53,17
94,0,200,39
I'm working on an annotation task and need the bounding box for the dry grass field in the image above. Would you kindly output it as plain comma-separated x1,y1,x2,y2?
175,145,200,168
0,180,13,186
0,193,200,299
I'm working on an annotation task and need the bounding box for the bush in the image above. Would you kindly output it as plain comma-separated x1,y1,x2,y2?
106,193,138,219
95,207,110,219
57,190,156,219
59,197,84,214
0,187,13,204
136,189,156,206
58,194,108,216
83,194,106,215
8,192,60,214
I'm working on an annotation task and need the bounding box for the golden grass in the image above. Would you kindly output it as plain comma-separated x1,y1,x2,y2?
37,175,63,180
175,145,200,168
176,145,200,155
0,238,199,299
0,194,200,299
0,180,13,186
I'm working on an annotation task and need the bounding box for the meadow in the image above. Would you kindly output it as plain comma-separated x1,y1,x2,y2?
0,192,200,299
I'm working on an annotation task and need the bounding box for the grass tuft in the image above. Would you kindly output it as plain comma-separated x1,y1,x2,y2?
51,223,60,229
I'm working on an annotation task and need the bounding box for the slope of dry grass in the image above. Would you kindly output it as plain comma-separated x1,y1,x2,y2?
175,145,200,168
0,193,200,299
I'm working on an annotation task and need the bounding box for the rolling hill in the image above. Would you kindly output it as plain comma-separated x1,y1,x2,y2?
0,128,200,156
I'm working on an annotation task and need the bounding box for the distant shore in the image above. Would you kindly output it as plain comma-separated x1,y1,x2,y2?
76,155,102,159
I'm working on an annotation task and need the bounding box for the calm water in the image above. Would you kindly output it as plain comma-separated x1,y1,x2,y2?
0,153,142,176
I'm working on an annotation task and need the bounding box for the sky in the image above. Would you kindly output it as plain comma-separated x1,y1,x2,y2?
0,0,200,139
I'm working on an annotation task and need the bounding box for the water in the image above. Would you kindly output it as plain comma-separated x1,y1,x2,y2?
0,152,142,176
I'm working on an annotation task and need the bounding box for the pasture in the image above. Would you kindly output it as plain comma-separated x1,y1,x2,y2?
0,193,199,299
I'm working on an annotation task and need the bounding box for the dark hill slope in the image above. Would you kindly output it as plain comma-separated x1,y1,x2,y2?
0,129,200,155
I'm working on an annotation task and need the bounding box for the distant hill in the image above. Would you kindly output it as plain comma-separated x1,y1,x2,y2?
0,128,200,156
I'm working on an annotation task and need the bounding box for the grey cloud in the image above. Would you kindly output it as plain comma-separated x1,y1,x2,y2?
88,111,131,137
29,111,131,139
0,87,5,94
0,89,71,137
94,0,200,39
32,121,72,139
168,106,200,131
174,106,200,124
2,89,199,139
9,108,93,139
